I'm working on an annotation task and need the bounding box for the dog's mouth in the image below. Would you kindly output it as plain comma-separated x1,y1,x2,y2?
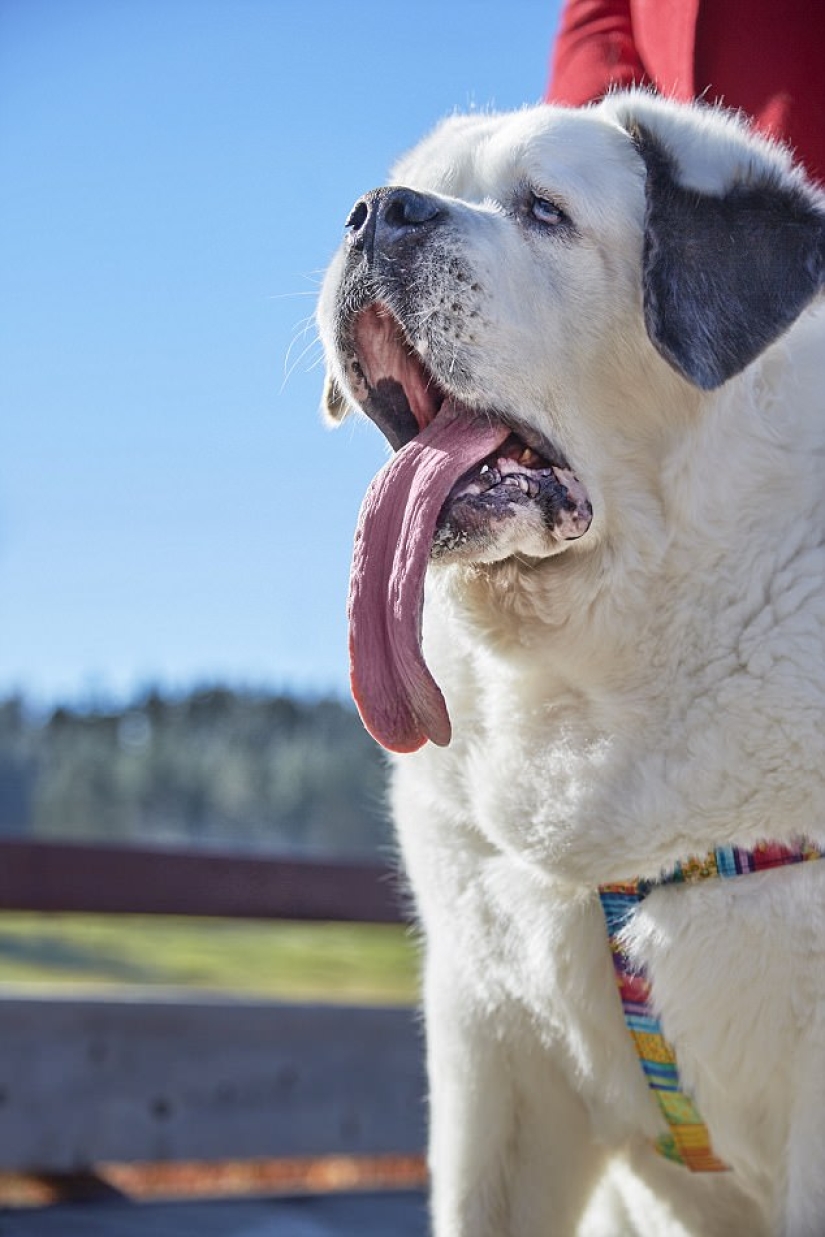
344,303,593,754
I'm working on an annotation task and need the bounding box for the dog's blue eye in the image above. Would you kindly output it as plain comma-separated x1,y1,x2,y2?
530,196,565,227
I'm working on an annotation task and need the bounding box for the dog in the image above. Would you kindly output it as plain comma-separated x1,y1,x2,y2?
317,92,825,1236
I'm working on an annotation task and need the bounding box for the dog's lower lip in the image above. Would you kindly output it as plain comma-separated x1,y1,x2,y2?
433,429,592,563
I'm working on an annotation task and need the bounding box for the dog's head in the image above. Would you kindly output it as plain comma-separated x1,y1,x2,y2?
317,94,825,754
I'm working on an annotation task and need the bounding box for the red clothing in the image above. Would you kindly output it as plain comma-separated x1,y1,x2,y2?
546,0,825,183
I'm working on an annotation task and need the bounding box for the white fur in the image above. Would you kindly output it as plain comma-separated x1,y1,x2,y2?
320,94,825,1235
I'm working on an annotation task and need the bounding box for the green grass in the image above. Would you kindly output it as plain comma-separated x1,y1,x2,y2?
0,913,421,1006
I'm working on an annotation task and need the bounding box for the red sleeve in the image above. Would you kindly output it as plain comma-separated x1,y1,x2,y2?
546,0,650,105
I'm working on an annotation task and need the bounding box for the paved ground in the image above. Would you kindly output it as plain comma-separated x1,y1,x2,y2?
0,1190,428,1237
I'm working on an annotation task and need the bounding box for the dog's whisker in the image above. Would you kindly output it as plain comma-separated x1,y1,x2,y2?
266,290,319,302
281,329,324,391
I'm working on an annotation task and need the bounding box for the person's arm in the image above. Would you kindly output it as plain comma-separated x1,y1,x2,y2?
546,0,649,105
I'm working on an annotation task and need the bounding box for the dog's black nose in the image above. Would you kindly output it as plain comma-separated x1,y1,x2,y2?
346,186,444,259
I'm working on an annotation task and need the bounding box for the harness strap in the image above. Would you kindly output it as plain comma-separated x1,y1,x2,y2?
598,839,825,1172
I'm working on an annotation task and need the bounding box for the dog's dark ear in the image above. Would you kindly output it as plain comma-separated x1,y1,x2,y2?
630,122,825,390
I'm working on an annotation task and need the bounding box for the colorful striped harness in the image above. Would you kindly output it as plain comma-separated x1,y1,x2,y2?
598,840,825,1172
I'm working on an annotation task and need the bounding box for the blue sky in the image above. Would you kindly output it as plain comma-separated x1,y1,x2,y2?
0,0,562,707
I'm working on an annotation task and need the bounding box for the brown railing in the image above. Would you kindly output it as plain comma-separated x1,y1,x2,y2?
0,838,409,923
0,840,426,1190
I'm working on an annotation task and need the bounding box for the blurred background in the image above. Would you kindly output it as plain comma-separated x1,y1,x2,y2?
0,0,560,999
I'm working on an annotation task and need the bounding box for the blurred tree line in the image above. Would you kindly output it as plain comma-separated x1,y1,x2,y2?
0,688,391,857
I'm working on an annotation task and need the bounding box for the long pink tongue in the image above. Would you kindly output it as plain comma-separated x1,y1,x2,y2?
348,403,510,753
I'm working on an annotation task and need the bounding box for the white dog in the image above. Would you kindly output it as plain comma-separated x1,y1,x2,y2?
318,93,825,1236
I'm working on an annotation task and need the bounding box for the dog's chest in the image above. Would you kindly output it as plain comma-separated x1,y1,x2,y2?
397,722,825,1178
